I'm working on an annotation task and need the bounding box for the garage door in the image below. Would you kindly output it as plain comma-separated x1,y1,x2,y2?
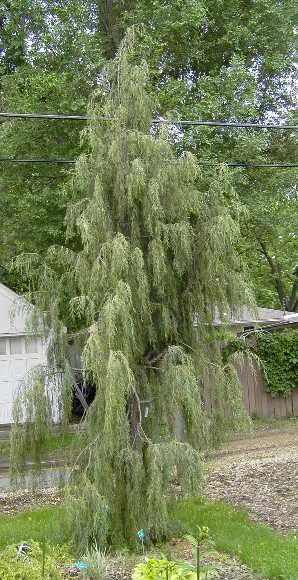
0,336,41,424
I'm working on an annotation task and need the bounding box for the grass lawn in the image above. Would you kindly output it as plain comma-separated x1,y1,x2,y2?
0,431,75,458
0,440,10,456
172,498,298,579
0,506,66,549
1,499,298,579
252,416,298,431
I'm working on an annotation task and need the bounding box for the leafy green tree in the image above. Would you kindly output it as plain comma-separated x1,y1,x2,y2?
12,35,249,547
240,130,298,310
0,0,104,289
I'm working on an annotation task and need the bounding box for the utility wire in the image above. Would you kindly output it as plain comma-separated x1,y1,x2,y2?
0,111,297,130
198,162,298,168
0,157,74,164
0,157,297,168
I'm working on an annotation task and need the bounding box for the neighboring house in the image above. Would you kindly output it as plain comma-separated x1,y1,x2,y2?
213,305,298,418
0,283,48,425
213,305,298,335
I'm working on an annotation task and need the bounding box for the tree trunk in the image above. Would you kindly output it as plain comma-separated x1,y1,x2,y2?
286,277,298,312
127,393,144,450
99,0,119,59
258,240,287,309
258,240,298,312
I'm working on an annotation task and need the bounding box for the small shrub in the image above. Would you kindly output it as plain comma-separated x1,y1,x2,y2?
132,556,218,579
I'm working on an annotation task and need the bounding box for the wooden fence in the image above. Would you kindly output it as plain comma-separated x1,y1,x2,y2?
236,360,298,418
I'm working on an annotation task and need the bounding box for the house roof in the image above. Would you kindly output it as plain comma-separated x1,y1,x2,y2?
0,282,34,336
213,305,298,327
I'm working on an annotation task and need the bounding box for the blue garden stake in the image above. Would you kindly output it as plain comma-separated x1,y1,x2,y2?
137,528,145,554
76,559,89,571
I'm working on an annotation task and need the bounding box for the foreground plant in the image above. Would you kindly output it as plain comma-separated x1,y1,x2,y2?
11,29,250,548
185,526,210,579
82,543,106,579
132,556,218,579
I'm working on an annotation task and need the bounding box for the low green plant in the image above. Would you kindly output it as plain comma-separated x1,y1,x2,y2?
0,540,71,579
132,555,218,579
0,506,66,549
184,526,210,578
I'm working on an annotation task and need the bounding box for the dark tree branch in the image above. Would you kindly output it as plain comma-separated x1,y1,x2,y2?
257,240,298,312
144,349,166,368
287,276,298,312
258,239,287,309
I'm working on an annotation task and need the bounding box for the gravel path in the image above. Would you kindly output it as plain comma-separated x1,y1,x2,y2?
206,428,298,533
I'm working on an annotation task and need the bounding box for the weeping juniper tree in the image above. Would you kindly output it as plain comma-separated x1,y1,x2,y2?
11,32,251,547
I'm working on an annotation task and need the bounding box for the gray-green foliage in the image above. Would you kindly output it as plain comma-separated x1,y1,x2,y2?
11,32,250,547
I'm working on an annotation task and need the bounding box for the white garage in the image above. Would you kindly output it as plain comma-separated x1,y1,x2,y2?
0,282,47,425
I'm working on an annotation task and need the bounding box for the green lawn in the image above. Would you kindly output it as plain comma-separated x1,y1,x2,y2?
0,440,10,456
0,506,66,549
0,431,75,458
1,499,297,579
172,498,298,579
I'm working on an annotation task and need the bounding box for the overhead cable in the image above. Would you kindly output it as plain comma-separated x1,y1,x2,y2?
0,157,297,168
0,157,74,164
0,111,296,130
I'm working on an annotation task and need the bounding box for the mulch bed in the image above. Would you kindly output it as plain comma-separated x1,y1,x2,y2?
0,487,62,515
206,445,298,533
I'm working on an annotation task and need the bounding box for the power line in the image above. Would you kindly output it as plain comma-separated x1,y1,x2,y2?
198,162,298,168
156,120,297,130
0,157,297,168
0,157,74,164
0,111,296,130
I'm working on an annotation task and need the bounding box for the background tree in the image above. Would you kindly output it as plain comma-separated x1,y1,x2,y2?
0,0,104,288
0,0,297,305
12,35,250,547
240,130,298,310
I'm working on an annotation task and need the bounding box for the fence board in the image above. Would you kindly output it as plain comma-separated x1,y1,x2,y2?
234,358,298,418
210,361,298,419
201,358,297,419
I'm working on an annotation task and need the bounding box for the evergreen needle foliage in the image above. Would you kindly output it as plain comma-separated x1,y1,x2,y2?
11,31,251,548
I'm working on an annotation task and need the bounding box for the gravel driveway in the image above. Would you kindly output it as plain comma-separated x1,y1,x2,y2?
206,428,298,533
